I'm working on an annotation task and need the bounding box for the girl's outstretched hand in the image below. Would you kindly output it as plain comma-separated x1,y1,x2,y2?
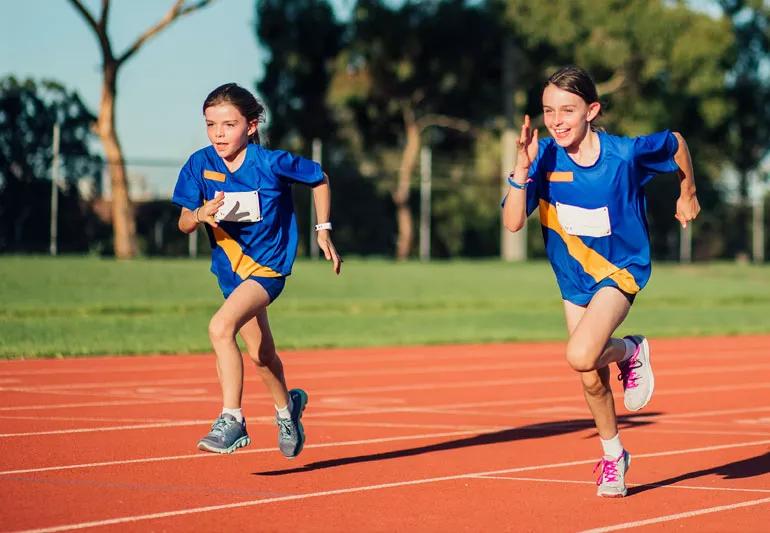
198,191,225,228
317,232,342,275
675,194,701,228
516,114,539,171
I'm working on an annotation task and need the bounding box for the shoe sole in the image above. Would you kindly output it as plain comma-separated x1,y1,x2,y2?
597,453,631,498
197,435,251,454
285,388,308,459
625,336,654,412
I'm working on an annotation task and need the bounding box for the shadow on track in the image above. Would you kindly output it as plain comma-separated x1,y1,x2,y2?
255,413,659,476
628,451,770,496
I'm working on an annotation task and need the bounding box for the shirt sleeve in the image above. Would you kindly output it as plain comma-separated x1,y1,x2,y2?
269,149,324,185
171,157,204,210
633,130,680,187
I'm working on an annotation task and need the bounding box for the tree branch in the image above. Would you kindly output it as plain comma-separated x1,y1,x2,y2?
417,113,474,134
596,70,626,97
67,0,114,61
68,0,99,33
99,0,110,32
117,0,214,65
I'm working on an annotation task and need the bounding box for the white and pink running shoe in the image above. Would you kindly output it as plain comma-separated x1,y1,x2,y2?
618,335,654,411
594,449,631,497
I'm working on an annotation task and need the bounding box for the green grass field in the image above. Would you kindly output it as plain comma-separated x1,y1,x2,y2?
1,256,768,358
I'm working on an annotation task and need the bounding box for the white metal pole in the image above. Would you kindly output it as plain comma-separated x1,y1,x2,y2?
310,138,322,259
753,196,765,263
679,224,692,263
419,146,432,261
49,122,61,256
752,173,765,263
188,230,198,258
500,37,526,262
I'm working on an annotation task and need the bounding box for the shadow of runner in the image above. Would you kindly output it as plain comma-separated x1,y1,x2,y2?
628,451,770,496
255,413,659,476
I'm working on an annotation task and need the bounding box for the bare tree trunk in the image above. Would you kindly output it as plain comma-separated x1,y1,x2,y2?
392,104,473,260
98,63,136,259
68,0,215,259
394,107,421,260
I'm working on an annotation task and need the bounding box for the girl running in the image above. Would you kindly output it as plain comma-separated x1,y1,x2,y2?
173,83,342,458
502,66,700,496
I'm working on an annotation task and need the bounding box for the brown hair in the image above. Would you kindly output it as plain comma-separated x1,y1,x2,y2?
202,83,265,144
545,66,602,128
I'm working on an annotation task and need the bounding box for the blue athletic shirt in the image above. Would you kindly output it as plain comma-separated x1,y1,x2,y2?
516,130,679,305
172,143,323,286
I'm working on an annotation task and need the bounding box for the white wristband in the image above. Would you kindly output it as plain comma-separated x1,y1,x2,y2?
314,222,332,231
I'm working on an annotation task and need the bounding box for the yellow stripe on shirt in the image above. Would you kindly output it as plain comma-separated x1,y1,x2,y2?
211,226,282,279
538,199,640,294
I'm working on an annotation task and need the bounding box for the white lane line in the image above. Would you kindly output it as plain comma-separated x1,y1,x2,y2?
0,415,174,423
474,475,770,494
662,406,770,419
11,438,770,533
3,418,767,475
0,348,551,377
6,361,770,393
2,341,767,379
0,363,208,377
4,375,770,414
3,390,770,437
579,496,770,532
1,418,768,483
0,420,211,438
0,429,494,476
642,428,770,437
0,399,161,412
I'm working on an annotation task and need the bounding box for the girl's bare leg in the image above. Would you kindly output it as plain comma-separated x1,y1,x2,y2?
208,280,271,409
563,287,631,439
239,306,289,409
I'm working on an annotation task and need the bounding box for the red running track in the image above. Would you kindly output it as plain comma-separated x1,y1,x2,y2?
1,335,769,532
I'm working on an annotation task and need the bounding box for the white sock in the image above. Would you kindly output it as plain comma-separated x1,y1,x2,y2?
620,338,637,363
221,407,243,423
276,396,293,420
600,433,624,458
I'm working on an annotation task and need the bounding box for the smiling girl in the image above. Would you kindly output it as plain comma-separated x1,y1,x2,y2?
502,66,700,497
173,83,341,459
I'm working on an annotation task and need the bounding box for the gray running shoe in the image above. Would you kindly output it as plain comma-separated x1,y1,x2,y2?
594,450,631,497
276,388,308,458
197,414,250,454
618,335,654,412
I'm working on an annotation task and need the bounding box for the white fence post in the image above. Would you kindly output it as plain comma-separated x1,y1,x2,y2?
49,122,61,256
419,146,432,261
310,138,322,259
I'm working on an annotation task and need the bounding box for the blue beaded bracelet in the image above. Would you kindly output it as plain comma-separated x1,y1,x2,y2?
507,176,532,190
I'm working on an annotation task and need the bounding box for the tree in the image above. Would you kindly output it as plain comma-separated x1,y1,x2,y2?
67,0,215,258
329,0,503,259
0,76,102,252
255,0,343,150
717,0,770,258
502,0,734,258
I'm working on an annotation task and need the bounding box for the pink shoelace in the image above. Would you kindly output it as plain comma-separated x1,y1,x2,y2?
618,343,641,389
594,452,624,485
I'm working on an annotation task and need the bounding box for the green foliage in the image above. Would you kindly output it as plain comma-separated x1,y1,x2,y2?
250,0,765,260
0,76,103,252
255,0,343,150
330,0,502,149
716,0,770,254
1,256,768,358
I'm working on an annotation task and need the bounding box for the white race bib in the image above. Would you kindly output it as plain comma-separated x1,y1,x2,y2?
214,191,262,223
555,202,611,238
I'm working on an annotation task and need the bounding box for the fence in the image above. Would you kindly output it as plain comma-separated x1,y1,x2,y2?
9,136,770,262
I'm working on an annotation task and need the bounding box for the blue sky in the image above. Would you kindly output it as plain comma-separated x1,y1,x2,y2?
1,0,351,197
